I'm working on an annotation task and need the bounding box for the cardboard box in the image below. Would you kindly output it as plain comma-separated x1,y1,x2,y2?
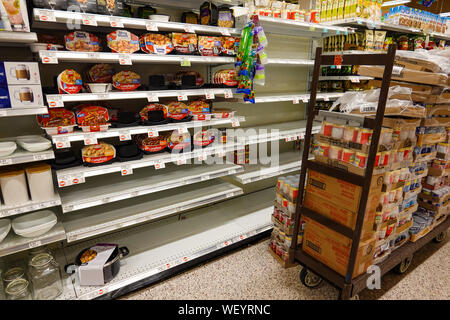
425,105,450,117
394,56,442,73
0,62,41,85
0,84,43,109
368,79,433,94
410,226,431,242
421,118,450,127
395,219,413,235
0,0,30,32
316,134,397,154
382,117,421,129
302,216,376,278
417,133,447,146
350,105,426,119
359,65,448,87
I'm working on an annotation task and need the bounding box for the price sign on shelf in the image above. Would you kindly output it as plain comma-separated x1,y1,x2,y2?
224,89,233,99
33,154,48,161
293,97,299,104
88,52,100,60
301,97,308,103
205,90,215,100
176,157,187,165
147,128,159,137
121,165,133,176
119,130,131,141
323,96,330,102
54,137,70,149
220,28,231,36
82,14,97,26
41,51,58,64
29,240,42,249
47,95,63,108
177,126,188,134
0,158,13,166
154,161,165,170
285,135,296,142
37,9,56,22
177,93,188,101
147,93,159,102
145,22,158,31
184,25,195,33
334,54,343,67
231,118,240,127
109,17,124,28
83,134,98,145
350,76,360,83
118,54,132,65
180,59,191,67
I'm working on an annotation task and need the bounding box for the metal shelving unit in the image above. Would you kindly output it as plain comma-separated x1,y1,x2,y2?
0,194,61,218
0,148,54,166
0,107,48,117
0,31,37,44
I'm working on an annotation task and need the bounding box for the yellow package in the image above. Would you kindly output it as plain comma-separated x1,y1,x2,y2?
327,0,333,21
320,0,327,22
338,0,345,20
332,1,338,21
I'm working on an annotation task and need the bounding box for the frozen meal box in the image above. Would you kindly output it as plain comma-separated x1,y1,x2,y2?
0,62,41,85
112,71,141,91
140,33,174,55
37,108,76,135
166,131,191,151
87,64,115,83
65,31,102,52
171,33,197,54
82,142,116,165
107,30,140,54
67,0,97,13
221,36,237,56
198,36,222,56
193,129,215,147
167,101,189,121
96,0,124,16
57,69,82,94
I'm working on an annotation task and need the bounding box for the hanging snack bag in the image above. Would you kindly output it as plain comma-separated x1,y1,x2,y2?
37,108,76,135
107,30,140,54
364,30,374,51
198,36,222,56
64,31,101,52
200,1,218,26
193,129,215,148
81,142,116,166
171,33,198,54
112,71,141,91
217,5,234,28
166,130,191,152
87,64,115,83
167,101,190,122
139,103,169,122
373,31,386,51
57,69,83,94
135,134,168,154
76,105,110,132
139,33,174,55
221,36,238,56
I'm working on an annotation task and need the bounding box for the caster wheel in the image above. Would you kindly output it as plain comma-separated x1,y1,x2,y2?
434,231,447,243
300,268,323,288
350,294,359,300
394,255,413,274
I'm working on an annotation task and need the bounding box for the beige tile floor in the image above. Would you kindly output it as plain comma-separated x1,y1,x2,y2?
120,235,449,300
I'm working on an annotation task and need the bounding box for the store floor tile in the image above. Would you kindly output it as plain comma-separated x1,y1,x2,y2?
120,237,449,300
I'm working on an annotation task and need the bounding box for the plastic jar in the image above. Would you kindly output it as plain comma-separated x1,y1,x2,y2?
380,128,393,145
5,278,32,300
358,128,373,145
28,253,62,300
341,149,355,163
329,146,342,160
0,169,29,206
331,124,344,139
355,152,367,168
25,163,54,202
321,121,333,136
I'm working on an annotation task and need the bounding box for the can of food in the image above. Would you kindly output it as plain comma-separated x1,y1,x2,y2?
355,152,368,168
381,151,390,166
375,211,383,224
282,197,289,209
358,128,373,145
329,146,342,160
318,142,330,157
378,226,387,240
331,124,344,139
342,149,355,163
321,121,333,136
289,185,299,201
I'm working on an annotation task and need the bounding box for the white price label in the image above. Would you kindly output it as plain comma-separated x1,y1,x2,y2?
177,93,188,101
224,89,233,99
145,22,158,31
392,66,404,76
177,126,188,134
84,134,98,145
33,154,48,161
197,154,205,162
58,174,84,187
147,93,159,102
47,95,63,108
147,128,159,137
109,17,124,28
88,52,100,60
70,174,85,185
323,96,330,101
121,166,133,176
336,65,342,70
119,130,131,141
293,98,299,104
217,240,232,249
285,136,296,142
220,28,231,36
184,25,195,33
301,97,308,103
205,90,215,100
119,54,132,65
95,93,108,100
54,137,70,149
154,161,165,170
231,118,240,127
41,51,58,64
82,14,97,26
37,9,56,22
201,175,210,181
0,110,6,117
350,76,360,83
29,240,42,249
0,158,13,166
176,157,187,165
180,59,191,67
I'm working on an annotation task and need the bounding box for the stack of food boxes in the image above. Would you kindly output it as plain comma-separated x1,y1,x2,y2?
269,174,302,268
319,0,382,23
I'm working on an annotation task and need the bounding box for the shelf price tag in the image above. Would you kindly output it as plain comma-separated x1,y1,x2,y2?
29,240,42,249
33,154,48,161
301,97,308,103
180,59,191,67
205,90,215,100
147,128,159,137
0,158,13,166
177,126,188,134
145,22,158,31
154,161,165,170
184,25,195,33
334,54,343,67
83,134,98,145
350,76,360,83
231,118,240,127
323,96,330,101
88,52,100,60
82,14,97,26
109,17,124,28
118,54,132,65
37,9,56,22
197,154,205,162
119,130,131,141
224,89,233,99
176,157,187,165
47,95,63,108
217,240,232,249
54,137,70,149
285,135,296,142
177,93,188,101
201,175,210,181
293,97,299,104
309,26,316,32
41,51,58,64
220,28,231,36
147,93,159,102
121,165,133,176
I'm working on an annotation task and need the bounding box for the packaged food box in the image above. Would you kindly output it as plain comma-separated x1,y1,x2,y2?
112,71,141,91
198,36,222,56
57,69,82,94
200,1,218,26
75,105,110,132
171,33,197,54
135,134,168,154
65,31,101,52
87,64,115,83
221,37,237,56
193,129,215,147
37,108,76,135
140,33,174,55
167,101,190,121
0,62,41,85
0,0,30,32
166,131,191,151
67,0,97,13
188,100,210,115
217,5,234,28
213,69,238,86
96,0,124,16
82,142,116,165
0,84,44,109
107,30,140,54
139,103,168,121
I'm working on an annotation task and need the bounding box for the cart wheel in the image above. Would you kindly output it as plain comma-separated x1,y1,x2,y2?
434,231,447,243
394,255,413,274
300,268,323,288
350,294,359,300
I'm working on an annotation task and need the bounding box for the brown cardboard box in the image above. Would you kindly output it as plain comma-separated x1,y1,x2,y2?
382,117,421,129
359,65,448,87
425,105,450,117
350,105,426,118
368,79,433,93
302,216,376,279
394,56,442,73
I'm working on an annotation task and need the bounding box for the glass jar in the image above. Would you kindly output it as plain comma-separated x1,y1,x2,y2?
27,246,52,264
28,253,62,300
2,266,27,289
5,278,32,300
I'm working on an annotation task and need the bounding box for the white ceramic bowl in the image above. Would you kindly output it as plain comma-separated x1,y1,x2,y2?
0,219,11,243
12,210,57,238
86,83,112,93
148,14,170,22
0,141,17,157
16,135,51,152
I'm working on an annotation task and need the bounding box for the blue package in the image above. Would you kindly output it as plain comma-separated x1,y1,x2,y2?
0,85,11,108
0,62,6,86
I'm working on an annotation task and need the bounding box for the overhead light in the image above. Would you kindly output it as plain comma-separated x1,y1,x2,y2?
381,0,411,7
440,12,450,17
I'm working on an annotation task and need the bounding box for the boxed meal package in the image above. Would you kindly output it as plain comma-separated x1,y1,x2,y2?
0,62,41,85
57,69,82,94
193,129,215,148
75,105,110,132
135,134,168,154
200,1,218,26
171,33,197,55
188,100,209,115
139,103,169,124
82,142,116,166
67,0,97,13
140,33,174,55
0,0,30,32
302,216,376,279
87,64,115,83
198,36,222,56
37,108,76,135
221,37,237,56
166,130,191,152
65,31,102,52
217,5,234,28
96,0,124,16
112,71,141,91
0,84,44,109
167,101,190,122
213,69,238,87
107,30,140,54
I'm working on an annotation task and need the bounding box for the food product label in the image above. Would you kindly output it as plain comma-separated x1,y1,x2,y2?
82,143,115,165
176,157,187,165
154,161,165,170
33,154,49,161
82,14,97,26
0,158,13,166
88,64,115,83
112,71,141,91
57,69,82,94
118,54,132,65
29,240,42,249
84,134,98,145
147,128,159,137
147,94,159,102
41,51,58,64
47,95,64,108
224,89,233,98
220,28,231,36
37,9,56,22
231,118,240,127
109,17,124,28
177,94,188,101
180,59,191,67
145,22,158,31
334,54,343,66
184,25,195,33
177,126,188,134
119,130,131,141
107,30,140,54
301,97,308,103
54,137,71,149
293,98,299,104
121,166,133,176
205,90,215,100
141,33,174,54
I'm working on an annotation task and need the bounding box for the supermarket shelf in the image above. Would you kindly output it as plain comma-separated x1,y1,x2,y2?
0,31,37,44
0,222,66,258
323,18,450,41
322,50,386,56
38,50,235,65
319,75,374,81
59,163,243,213
46,88,235,105
231,151,302,184
49,116,245,145
61,187,273,299
0,107,48,117
251,92,344,103
266,58,314,65
259,16,354,37
62,180,244,243
33,8,240,36
0,148,54,166
0,194,61,218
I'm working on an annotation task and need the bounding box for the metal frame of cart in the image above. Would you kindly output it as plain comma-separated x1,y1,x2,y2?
289,44,449,300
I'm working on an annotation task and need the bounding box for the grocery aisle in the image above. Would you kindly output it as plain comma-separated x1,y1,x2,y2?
120,236,450,300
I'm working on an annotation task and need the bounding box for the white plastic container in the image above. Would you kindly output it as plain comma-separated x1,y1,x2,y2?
12,210,57,238
148,14,170,22
0,219,11,243
86,83,112,93
25,163,54,202
212,110,235,119
41,125,76,136
16,136,51,152
29,43,63,53
0,169,29,206
0,141,17,157
78,124,111,133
